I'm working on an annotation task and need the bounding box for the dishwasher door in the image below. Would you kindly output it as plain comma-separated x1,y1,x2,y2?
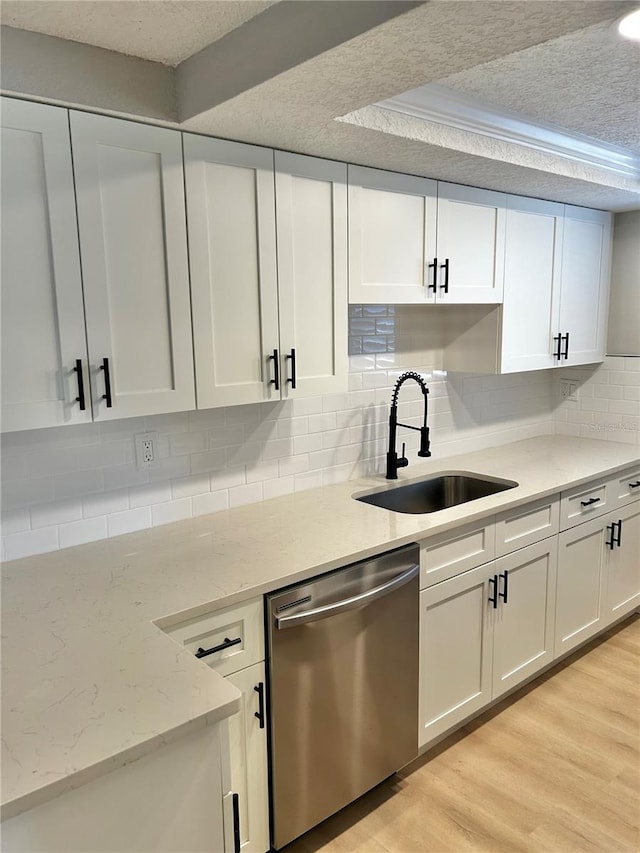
266,544,419,850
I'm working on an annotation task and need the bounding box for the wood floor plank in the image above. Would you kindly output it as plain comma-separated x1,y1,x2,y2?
284,616,639,852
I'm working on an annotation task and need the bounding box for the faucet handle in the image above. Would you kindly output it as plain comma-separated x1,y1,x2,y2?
397,442,409,468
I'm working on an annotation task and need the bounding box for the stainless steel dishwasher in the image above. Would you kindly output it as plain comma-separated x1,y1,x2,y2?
266,543,419,850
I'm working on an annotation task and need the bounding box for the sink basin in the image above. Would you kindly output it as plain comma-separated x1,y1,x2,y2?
355,473,518,515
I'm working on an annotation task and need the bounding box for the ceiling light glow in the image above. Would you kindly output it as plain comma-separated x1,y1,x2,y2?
618,8,640,41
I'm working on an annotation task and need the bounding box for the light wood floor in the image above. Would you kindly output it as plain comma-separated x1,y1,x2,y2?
285,615,640,853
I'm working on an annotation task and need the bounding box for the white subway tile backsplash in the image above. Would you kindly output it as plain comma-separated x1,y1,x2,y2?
192,490,229,517
2,477,54,510
83,490,129,519
171,474,211,500
4,526,59,560
229,482,263,508
0,509,31,536
263,477,294,500
107,507,152,537
129,482,172,509
31,499,83,530
152,498,193,527
59,516,107,549
8,345,634,562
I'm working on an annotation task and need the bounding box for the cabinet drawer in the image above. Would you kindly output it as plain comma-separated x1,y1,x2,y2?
495,496,559,557
165,598,264,676
420,520,495,588
610,466,640,508
560,477,610,530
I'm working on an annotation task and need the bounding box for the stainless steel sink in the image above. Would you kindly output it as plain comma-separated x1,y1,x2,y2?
355,473,518,515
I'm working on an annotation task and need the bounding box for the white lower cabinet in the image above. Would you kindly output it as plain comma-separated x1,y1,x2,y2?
555,500,640,657
225,663,270,853
1,724,228,853
419,538,557,748
603,501,640,626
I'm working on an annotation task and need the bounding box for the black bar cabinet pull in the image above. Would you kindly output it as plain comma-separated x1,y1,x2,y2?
232,793,241,853
580,497,601,507
195,636,241,659
254,682,265,729
101,357,113,408
427,257,438,293
629,481,640,489
287,348,297,389
498,570,509,604
268,349,280,391
440,258,450,293
562,332,570,360
74,359,86,411
488,575,498,609
606,523,616,549
553,334,562,361
615,519,623,548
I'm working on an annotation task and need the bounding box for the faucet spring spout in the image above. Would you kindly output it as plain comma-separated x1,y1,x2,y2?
386,371,432,480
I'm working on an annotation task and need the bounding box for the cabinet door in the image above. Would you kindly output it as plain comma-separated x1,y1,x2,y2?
436,183,506,304
604,502,640,624
419,563,494,746
225,663,269,853
558,206,612,366
500,197,563,373
70,112,195,420
276,153,348,397
184,135,280,408
555,515,608,657
491,540,557,699
1,98,91,432
348,165,437,304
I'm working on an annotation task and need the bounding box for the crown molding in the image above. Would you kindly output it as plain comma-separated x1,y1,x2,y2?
377,83,639,181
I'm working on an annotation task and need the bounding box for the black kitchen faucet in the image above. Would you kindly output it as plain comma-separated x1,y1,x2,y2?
386,371,431,479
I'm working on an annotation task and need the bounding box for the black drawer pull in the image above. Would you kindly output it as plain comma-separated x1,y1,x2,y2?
195,636,241,659
580,497,601,507
629,481,640,489
606,520,623,550
101,357,113,408
562,332,570,360
615,519,623,548
488,574,498,609
254,682,265,729
74,359,86,411
498,570,509,604
553,334,562,361
427,257,438,293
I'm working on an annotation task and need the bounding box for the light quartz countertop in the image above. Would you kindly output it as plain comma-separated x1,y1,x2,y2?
2,435,638,820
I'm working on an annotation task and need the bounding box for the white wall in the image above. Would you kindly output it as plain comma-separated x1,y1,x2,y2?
607,210,640,356
0,306,556,561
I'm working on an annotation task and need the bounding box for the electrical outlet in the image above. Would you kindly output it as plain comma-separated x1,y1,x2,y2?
560,379,578,402
135,432,158,467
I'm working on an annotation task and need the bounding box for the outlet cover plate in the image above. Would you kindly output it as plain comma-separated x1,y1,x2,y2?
560,379,578,402
135,431,158,467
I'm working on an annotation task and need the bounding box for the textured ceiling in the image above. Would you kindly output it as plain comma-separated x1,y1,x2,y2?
0,0,276,66
1,0,638,209
437,21,640,152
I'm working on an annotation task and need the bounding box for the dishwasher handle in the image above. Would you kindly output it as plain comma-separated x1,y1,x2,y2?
275,563,419,629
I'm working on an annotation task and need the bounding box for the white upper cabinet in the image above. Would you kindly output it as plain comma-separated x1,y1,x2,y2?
70,112,195,420
501,197,564,373
185,140,347,408
1,98,91,432
558,205,612,366
348,170,506,305
348,165,437,304
275,152,347,398
184,136,279,408
436,183,506,304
